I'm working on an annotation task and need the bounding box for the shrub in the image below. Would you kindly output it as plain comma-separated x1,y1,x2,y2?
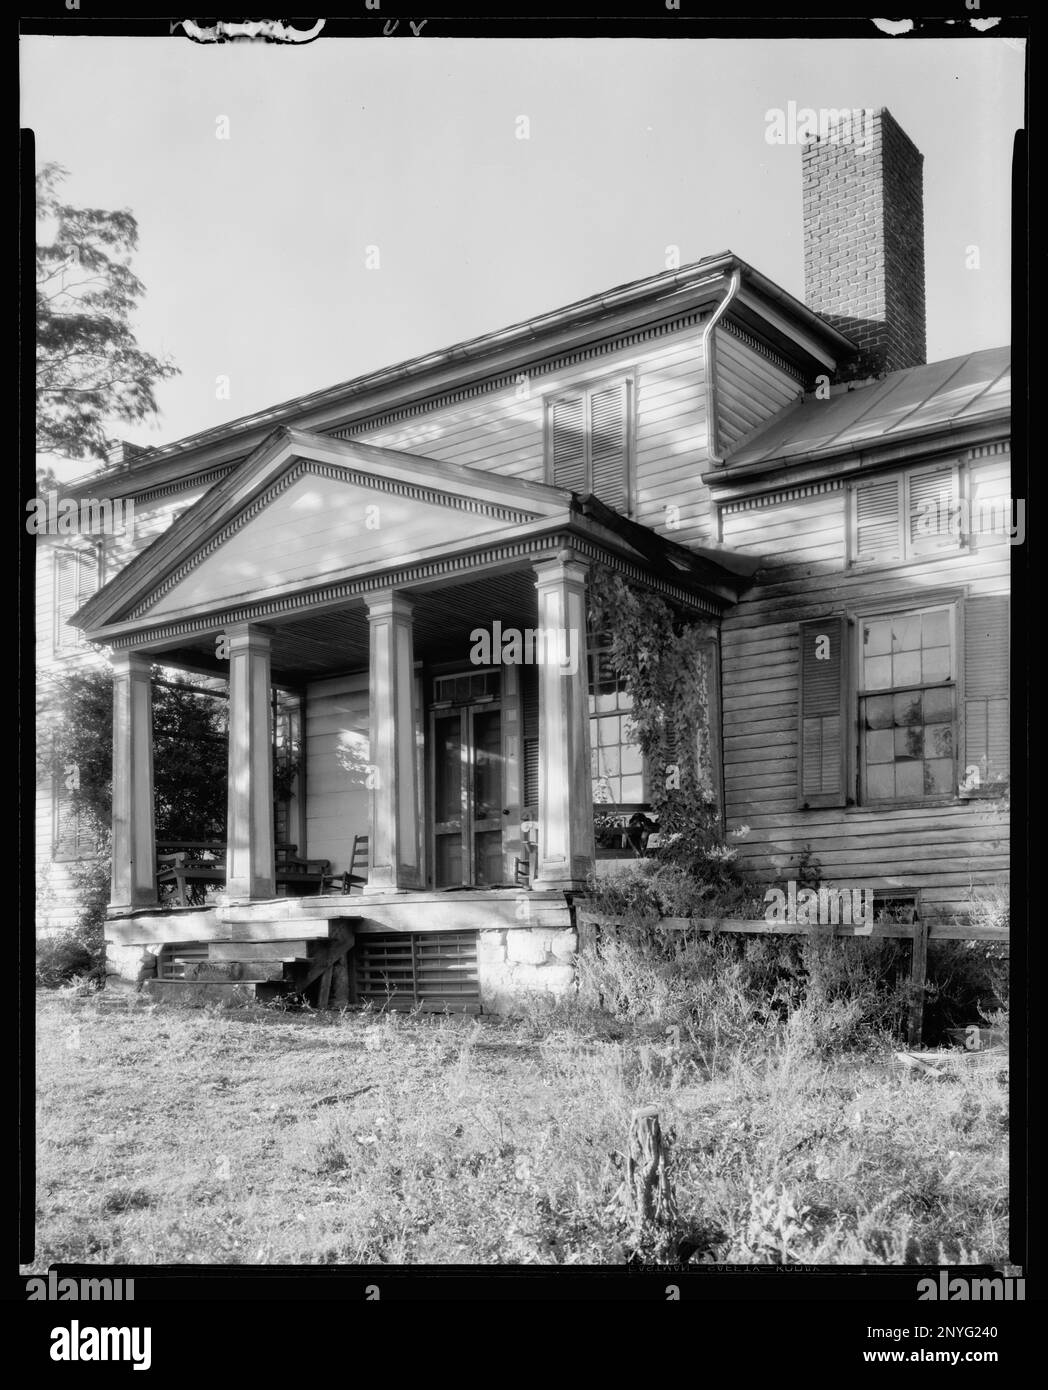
36,924,103,987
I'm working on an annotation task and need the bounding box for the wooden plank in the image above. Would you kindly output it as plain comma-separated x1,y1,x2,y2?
908,917,930,1047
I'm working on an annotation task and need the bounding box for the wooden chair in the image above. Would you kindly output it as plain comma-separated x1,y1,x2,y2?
341,834,369,893
275,844,331,895
156,842,227,906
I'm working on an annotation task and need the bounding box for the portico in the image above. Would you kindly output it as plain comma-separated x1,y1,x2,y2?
73,426,744,999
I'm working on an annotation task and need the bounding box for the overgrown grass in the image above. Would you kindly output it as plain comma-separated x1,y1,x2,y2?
30,968,1008,1267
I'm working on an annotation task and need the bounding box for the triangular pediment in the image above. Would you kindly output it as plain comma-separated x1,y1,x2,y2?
77,428,573,633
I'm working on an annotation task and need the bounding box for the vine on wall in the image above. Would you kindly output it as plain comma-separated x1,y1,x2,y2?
588,566,736,881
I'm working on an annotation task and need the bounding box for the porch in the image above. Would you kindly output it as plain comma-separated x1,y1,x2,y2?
72,428,748,1007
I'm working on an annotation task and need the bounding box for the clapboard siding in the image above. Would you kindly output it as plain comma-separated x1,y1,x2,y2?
352,326,715,547
304,672,370,876
714,328,804,451
719,454,1011,922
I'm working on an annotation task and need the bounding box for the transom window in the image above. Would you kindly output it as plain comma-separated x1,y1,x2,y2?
858,605,957,802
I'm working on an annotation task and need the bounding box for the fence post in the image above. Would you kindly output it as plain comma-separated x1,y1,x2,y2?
907,919,929,1047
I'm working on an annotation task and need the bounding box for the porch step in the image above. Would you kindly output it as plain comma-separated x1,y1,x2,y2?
183,959,307,983
208,940,325,962
143,979,291,1007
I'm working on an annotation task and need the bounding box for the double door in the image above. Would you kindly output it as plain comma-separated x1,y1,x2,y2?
430,697,504,888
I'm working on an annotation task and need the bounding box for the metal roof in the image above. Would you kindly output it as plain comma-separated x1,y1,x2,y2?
723,346,1010,469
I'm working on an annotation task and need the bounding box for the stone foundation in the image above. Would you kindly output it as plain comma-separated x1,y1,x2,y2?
476,926,577,1013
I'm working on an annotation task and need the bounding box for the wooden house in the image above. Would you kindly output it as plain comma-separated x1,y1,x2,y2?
37,108,1010,1009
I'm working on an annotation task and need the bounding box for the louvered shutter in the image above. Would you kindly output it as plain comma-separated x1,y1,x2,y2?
54,779,79,858
964,596,1009,788
853,478,902,563
589,382,629,511
798,616,848,808
54,551,79,653
53,773,96,860
521,662,540,810
550,396,586,493
908,467,960,553
77,547,100,601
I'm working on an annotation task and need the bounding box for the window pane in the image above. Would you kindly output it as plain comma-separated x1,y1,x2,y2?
620,744,643,776
893,692,922,726
922,609,951,646
892,651,921,686
864,656,893,691
863,620,892,656
866,764,895,800
895,726,924,761
892,615,922,652
865,729,894,764
927,723,954,758
923,687,954,722
895,762,924,798
601,747,621,777
924,759,954,795
865,694,894,730
620,774,644,802
598,716,619,747
922,646,952,683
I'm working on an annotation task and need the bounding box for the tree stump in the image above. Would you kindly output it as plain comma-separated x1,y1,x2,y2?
625,1105,677,1238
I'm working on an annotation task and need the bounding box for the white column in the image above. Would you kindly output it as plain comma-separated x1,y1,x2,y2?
110,652,156,909
365,592,422,891
226,624,275,900
533,552,594,890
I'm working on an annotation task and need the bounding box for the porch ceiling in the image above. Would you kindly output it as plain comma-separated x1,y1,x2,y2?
156,569,540,684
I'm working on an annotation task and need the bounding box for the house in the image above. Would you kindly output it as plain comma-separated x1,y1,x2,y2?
38,107,1010,1010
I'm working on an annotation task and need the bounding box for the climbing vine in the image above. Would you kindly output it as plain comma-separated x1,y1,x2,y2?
588,566,736,880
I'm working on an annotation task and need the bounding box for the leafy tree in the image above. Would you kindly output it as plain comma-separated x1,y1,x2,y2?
45,665,228,842
36,163,179,465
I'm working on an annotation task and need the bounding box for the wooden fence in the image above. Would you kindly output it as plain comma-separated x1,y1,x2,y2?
574,907,1009,1046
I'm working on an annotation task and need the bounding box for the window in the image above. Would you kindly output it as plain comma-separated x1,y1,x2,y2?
797,595,1009,808
546,376,632,512
588,641,644,804
858,605,957,802
850,464,961,566
54,546,101,655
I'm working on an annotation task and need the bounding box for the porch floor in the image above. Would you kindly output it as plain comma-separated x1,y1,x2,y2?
106,887,574,945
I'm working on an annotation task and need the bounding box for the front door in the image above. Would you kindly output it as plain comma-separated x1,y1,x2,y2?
430,680,504,888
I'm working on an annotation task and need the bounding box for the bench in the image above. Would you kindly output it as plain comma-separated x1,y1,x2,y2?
155,842,332,904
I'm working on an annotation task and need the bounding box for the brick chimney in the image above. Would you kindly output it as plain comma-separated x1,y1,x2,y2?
802,108,926,381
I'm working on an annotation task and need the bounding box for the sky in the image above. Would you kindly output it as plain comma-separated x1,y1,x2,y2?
22,34,1025,480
